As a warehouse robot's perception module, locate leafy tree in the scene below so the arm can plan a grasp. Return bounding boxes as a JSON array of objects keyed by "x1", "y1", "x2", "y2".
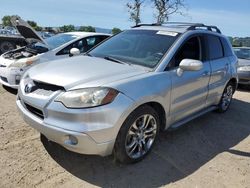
[
  {"x1": 27, "y1": 20, "x2": 42, "y2": 31},
  {"x1": 2, "y1": 15, "x2": 18, "y2": 26},
  {"x1": 60, "y1": 25, "x2": 75, "y2": 32},
  {"x1": 152, "y1": 0, "x2": 186, "y2": 24},
  {"x1": 78, "y1": 26, "x2": 96, "y2": 32},
  {"x1": 85, "y1": 26, "x2": 96, "y2": 32},
  {"x1": 112, "y1": 27, "x2": 122, "y2": 34},
  {"x1": 78, "y1": 26, "x2": 86, "y2": 31},
  {"x1": 127, "y1": 0, "x2": 145, "y2": 26}
]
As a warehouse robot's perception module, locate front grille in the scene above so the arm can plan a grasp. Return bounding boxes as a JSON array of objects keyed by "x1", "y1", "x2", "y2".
[
  {"x1": 0, "y1": 76, "x2": 8, "y2": 83},
  {"x1": 32, "y1": 89, "x2": 54, "y2": 96},
  {"x1": 24, "y1": 103, "x2": 44, "y2": 119},
  {"x1": 33, "y1": 81, "x2": 64, "y2": 92}
]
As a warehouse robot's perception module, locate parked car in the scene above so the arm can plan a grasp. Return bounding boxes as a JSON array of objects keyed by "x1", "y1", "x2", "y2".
[
  {"x1": 0, "y1": 16, "x2": 110, "y2": 89},
  {"x1": 17, "y1": 23, "x2": 238, "y2": 164},
  {"x1": 233, "y1": 47, "x2": 250, "y2": 86}
]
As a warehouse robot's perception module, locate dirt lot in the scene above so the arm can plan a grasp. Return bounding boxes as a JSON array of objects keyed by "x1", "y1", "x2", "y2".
[{"x1": 0, "y1": 85, "x2": 249, "y2": 188}]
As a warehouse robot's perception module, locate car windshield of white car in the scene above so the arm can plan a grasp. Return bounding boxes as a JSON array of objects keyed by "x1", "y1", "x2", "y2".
[
  {"x1": 89, "y1": 30, "x2": 179, "y2": 68},
  {"x1": 42, "y1": 33, "x2": 78, "y2": 50}
]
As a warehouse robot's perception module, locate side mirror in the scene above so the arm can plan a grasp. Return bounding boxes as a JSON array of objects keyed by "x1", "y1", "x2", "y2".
[
  {"x1": 69, "y1": 48, "x2": 80, "y2": 57},
  {"x1": 177, "y1": 59, "x2": 203, "y2": 76}
]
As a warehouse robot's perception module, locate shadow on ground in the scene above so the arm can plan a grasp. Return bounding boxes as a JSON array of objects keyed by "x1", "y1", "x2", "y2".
[
  {"x1": 1, "y1": 85, "x2": 17, "y2": 95},
  {"x1": 42, "y1": 98, "x2": 250, "y2": 187},
  {"x1": 237, "y1": 85, "x2": 250, "y2": 92}
]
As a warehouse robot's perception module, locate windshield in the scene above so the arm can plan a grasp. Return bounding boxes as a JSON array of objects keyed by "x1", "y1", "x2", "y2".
[
  {"x1": 34, "y1": 33, "x2": 78, "y2": 50},
  {"x1": 234, "y1": 48, "x2": 250, "y2": 60},
  {"x1": 89, "y1": 30, "x2": 179, "y2": 68}
]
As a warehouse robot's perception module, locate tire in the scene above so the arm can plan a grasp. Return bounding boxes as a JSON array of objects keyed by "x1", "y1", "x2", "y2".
[
  {"x1": 0, "y1": 41, "x2": 16, "y2": 54},
  {"x1": 114, "y1": 105, "x2": 160, "y2": 164},
  {"x1": 216, "y1": 81, "x2": 235, "y2": 113}
]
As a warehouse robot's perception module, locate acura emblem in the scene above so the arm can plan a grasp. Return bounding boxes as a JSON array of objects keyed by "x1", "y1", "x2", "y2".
[{"x1": 24, "y1": 83, "x2": 34, "y2": 93}]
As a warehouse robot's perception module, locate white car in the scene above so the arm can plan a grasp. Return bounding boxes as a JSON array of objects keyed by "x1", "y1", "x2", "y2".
[{"x1": 0, "y1": 16, "x2": 110, "y2": 89}]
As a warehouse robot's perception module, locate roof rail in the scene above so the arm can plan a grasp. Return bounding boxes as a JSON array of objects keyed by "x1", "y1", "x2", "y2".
[
  {"x1": 162, "y1": 22, "x2": 203, "y2": 26},
  {"x1": 132, "y1": 22, "x2": 222, "y2": 34},
  {"x1": 187, "y1": 24, "x2": 221, "y2": 34},
  {"x1": 132, "y1": 23, "x2": 161, "y2": 28}
]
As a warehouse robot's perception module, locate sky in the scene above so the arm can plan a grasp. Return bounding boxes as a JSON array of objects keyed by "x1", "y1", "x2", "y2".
[{"x1": 0, "y1": 0, "x2": 249, "y2": 37}]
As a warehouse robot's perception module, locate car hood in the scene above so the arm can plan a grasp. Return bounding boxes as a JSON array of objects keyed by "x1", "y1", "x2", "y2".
[
  {"x1": 27, "y1": 56, "x2": 147, "y2": 90},
  {"x1": 10, "y1": 16, "x2": 47, "y2": 45},
  {"x1": 238, "y1": 58, "x2": 250, "y2": 67}
]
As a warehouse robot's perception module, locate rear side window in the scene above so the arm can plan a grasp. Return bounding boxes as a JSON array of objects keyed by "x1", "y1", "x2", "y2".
[
  {"x1": 207, "y1": 35, "x2": 223, "y2": 60},
  {"x1": 221, "y1": 37, "x2": 233, "y2": 57}
]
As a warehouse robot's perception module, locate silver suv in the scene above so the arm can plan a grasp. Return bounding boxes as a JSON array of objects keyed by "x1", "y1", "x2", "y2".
[{"x1": 17, "y1": 23, "x2": 238, "y2": 163}]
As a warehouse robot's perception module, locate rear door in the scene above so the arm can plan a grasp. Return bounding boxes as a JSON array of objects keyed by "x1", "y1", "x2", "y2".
[
  {"x1": 168, "y1": 35, "x2": 211, "y2": 124},
  {"x1": 205, "y1": 35, "x2": 231, "y2": 106}
]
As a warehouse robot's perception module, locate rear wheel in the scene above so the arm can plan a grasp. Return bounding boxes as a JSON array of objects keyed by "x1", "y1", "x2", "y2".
[
  {"x1": 217, "y1": 82, "x2": 235, "y2": 113},
  {"x1": 0, "y1": 41, "x2": 16, "y2": 54},
  {"x1": 114, "y1": 105, "x2": 160, "y2": 164}
]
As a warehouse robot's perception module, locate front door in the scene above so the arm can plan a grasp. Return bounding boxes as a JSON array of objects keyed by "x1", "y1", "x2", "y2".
[{"x1": 168, "y1": 36, "x2": 211, "y2": 124}]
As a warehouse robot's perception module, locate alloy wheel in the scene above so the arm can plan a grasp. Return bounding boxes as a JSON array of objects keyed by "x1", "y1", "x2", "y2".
[
  {"x1": 221, "y1": 85, "x2": 233, "y2": 111},
  {"x1": 125, "y1": 114, "x2": 157, "y2": 159}
]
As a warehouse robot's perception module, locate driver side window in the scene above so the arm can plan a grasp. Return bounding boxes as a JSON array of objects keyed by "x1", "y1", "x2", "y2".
[
  {"x1": 171, "y1": 36, "x2": 202, "y2": 68},
  {"x1": 57, "y1": 39, "x2": 88, "y2": 55}
]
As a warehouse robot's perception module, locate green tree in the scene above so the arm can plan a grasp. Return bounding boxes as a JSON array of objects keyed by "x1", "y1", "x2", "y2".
[
  {"x1": 78, "y1": 26, "x2": 95, "y2": 32},
  {"x1": 2, "y1": 15, "x2": 18, "y2": 26},
  {"x1": 27, "y1": 20, "x2": 42, "y2": 31},
  {"x1": 60, "y1": 25, "x2": 75, "y2": 32},
  {"x1": 112, "y1": 27, "x2": 122, "y2": 34}
]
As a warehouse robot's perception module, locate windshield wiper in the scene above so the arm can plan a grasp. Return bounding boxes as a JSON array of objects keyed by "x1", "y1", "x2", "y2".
[{"x1": 104, "y1": 56, "x2": 131, "y2": 65}]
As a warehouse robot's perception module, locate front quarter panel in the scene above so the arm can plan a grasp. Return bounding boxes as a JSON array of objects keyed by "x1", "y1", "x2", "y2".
[{"x1": 105, "y1": 71, "x2": 172, "y2": 129}]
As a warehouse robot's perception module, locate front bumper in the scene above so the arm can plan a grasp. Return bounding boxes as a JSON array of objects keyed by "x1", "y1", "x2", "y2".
[
  {"x1": 16, "y1": 90, "x2": 135, "y2": 156},
  {"x1": 16, "y1": 99, "x2": 115, "y2": 156},
  {"x1": 0, "y1": 66, "x2": 24, "y2": 89},
  {"x1": 238, "y1": 71, "x2": 250, "y2": 85}
]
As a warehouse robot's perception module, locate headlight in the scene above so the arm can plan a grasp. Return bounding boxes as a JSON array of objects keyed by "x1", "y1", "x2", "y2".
[
  {"x1": 238, "y1": 66, "x2": 250, "y2": 71},
  {"x1": 9, "y1": 56, "x2": 39, "y2": 68},
  {"x1": 55, "y1": 88, "x2": 119, "y2": 108}
]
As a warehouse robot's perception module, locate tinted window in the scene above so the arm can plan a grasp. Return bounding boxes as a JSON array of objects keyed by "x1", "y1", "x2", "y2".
[
  {"x1": 171, "y1": 37, "x2": 201, "y2": 67},
  {"x1": 89, "y1": 30, "x2": 178, "y2": 68},
  {"x1": 207, "y1": 35, "x2": 223, "y2": 60},
  {"x1": 221, "y1": 37, "x2": 233, "y2": 57},
  {"x1": 57, "y1": 36, "x2": 108, "y2": 55},
  {"x1": 86, "y1": 36, "x2": 109, "y2": 49},
  {"x1": 57, "y1": 39, "x2": 88, "y2": 55}
]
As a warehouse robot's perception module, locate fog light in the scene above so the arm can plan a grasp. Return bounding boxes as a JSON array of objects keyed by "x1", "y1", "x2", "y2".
[
  {"x1": 64, "y1": 135, "x2": 78, "y2": 146},
  {"x1": 15, "y1": 75, "x2": 21, "y2": 84}
]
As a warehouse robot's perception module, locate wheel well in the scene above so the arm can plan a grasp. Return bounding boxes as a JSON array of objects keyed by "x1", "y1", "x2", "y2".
[{"x1": 144, "y1": 102, "x2": 166, "y2": 131}]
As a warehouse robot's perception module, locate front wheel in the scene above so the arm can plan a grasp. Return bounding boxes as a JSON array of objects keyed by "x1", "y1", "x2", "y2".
[
  {"x1": 217, "y1": 82, "x2": 235, "y2": 113},
  {"x1": 114, "y1": 105, "x2": 160, "y2": 164}
]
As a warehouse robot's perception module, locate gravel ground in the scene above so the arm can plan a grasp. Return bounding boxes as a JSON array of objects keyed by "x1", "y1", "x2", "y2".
[{"x1": 0, "y1": 85, "x2": 249, "y2": 188}]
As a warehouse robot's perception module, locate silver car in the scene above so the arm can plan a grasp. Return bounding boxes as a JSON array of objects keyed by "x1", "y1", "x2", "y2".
[
  {"x1": 233, "y1": 47, "x2": 250, "y2": 86},
  {"x1": 17, "y1": 23, "x2": 238, "y2": 163}
]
